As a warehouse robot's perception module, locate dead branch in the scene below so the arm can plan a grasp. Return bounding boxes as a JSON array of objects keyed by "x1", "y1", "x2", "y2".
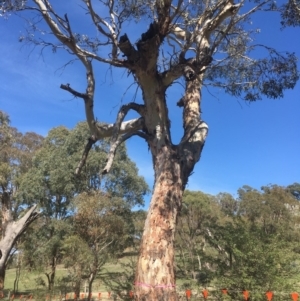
[
  {"x1": 160, "y1": 60, "x2": 187, "y2": 87},
  {"x1": 111, "y1": 102, "x2": 145, "y2": 142},
  {"x1": 95, "y1": 117, "x2": 144, "y2": 139},
  {"x1": 102, "y1": 103, "x2": 145, "y2": 174},
  {"x1": 60, "y1": 84, "x2": 87, "y2": 99},
  {"x1": 102, "y1": 131, "x2": 148, "y2": 175},
  {"x1": 85, "y1": 0, "x2": 119, "y2": 58},
  {"x1": 170, "y1": 0, "x2": 184, "y2": 21},
  {"x1": 33, "y1": 0, "x2": 125, "y2": 68},
  {"x1": 75, "y1": 136, "x2": 97, "y2": 175},
  {"x1": 73, "y1": 118, "x2": 144, "y2": 174}
]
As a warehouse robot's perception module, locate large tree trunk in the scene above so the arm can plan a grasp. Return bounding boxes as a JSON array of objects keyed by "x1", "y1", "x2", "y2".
[
  {"x1": 0, "y1": 200, "x2": 38, "y2": 292},
  {"x1": 134, "y1": 72, "x2": 207, "y2": 300},
  {"x1": 135, "y1": 149, "x2": 183, "y2": 301}
]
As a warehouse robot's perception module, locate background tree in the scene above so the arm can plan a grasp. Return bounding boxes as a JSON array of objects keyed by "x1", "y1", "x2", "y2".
[
  {"x1": 19, "y1": 122, "x2": 148, "y2": 292},
  {"x1": 214, "y1": 185, "x2": 300, "y2": 299},
  {"x1": 0, "y1": 110, "x2": 43, "y2": 292},
  {"x1": 286, "y1": 182, "x2": 300, "y2": 200},
  {"x1": 215, "y1": 193, "x2": 238, "y2": 217},
  {"x1": 174, "y1": 185, "x2": 300, "y2": 298},
  {"x1": 63, "y1": 191, "x2": 133, "y2": 301},
  {"x1": 98, "y1": 209, "x2": 148, "y2": 300},
  {"x1": 175, "y1": 190, "x2": 221, "y2": 284},
  {"x1": 1, "y1": 0, "x2": 299, "y2": 299}
]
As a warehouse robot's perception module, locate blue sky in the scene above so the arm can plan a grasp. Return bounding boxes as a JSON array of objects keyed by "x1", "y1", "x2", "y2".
[{"x1": 0, "y1": 2, "x2": 299, "y2": 205}]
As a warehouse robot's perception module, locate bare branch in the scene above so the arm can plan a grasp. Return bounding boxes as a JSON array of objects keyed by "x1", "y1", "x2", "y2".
[
  {"x1": 111, "y1": 102, "x2": 145, "y2": 142},
  {"x1": 74, "y1": 117, "x2": 145, "y2": 175},
  {"x1": 156, "y1": 0, "x2": 172, "y2": 36},
  {"x1": 75, "y1": 136, "x2": 97, "y2": 176},
  {"x1": 14, "y1": 205, "x2": 39, "y2": 239},
  {"x1": 60, "y1": 83, "x2": 87, "y2": 99},
  {"x1": 85, "y1": 0, "x2": 119, "y2": 58},
  {"x1": 210, "y1": 5, "x2": 242, "y2": 53},
  {"x1": 96, "y1": 117, "x2": 144, "y2": 139},
  {"x1": 85, "y1": 0, "x2": 112, "y2": 39},
  {"x1": 99, "y1": 239, "x2": 114, "y2": 252},
  {"x1": 160, "y1": 62, "x2": 184, "y2": 87},
  {"x1": 236, "y1": 0, "x2": 270, "y2": 23},
  {"x1": 102, "y1": 103, "x2": 145, "y2": 173},
  {"x1": 33, "y1": 0, "x2": 126, "y2": 68},
  {"x1": 170, "y1": 0, "x2": 184, "y2": 21},
  {"x1": 63, "y1": 13, "x2": 76, "y2": 42},
  {"x1": 102, "y1": 131, "x2": 147, "y2": 175},
  {"x1": 195, "y1": 0, "x2": 242, "y2": 53}
]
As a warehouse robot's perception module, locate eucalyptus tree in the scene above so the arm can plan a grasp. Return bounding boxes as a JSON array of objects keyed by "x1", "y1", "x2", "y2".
[
  {"x1": 20, "y1": 122, "x2": 148, "y2": 291},
  {"x1": 175, "y1": 190, "x2": 221, "y2": 283},
  {"x1": 1, "y1": 0, "x2": 300, "y2": 299},
  {"x1": 287, "y1": 182, "x2": 300, "y2": 200},
  {"x1": 215, "y1": 185, "x2": 300, "y2": 297},
  {"x1": 0, "y1": 110, "x2": 43, "y2": 291},
  {"x1": 63, "y1": 192, "x2": 133, "y2": 300}
]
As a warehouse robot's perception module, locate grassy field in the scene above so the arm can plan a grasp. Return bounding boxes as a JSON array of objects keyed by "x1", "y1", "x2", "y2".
[
  {"x1": 3, "y1": 257, "x2": 202, "y2": 301},
  {"x1": 4, "y1": 258, "x2": 130, "y2": 300},
  {"x1": 4, "y1": 248, "x2": 300, "y2": 301}
]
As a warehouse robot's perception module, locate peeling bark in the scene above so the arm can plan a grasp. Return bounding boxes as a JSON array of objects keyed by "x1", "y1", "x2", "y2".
[
  {"x1": 135, "y1": 147, "x2": 182, "y2": 301},
  {"x1": 134, "y1": 125, "x2": 207, "y2": 300},
  {"x1": 134, "y1": 71, "x2": 207, "y2": 300}
]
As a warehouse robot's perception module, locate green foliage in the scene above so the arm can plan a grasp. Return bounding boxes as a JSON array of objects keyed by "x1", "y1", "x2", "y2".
[
  {"x1": 60, "y1": 191, "x2": 138, "y2": 298},
  {"x1": 176, "y1": 190, "x2": 222, "y2": 284},
  {"x1": 0, "y1": 109, "x2": 43, "y2": 220},
  {"x1": 72, "y1": 191, "x2": 133, "y2": 257},
  {"x1": 17, "y1": 121, "x2": 148, "y2": 293},
  {"x1": 286, "y1": 182, "x2": 300, "y2": 200},
  {"x1": 21, "y1": 217, "x2": 71, "y2": 273},
  {"x1": 62, "y1": 234, "x2": 94, "y2": 283},
  {"x1": 206, "y1": 48, "x2": 299, "y2": 101},
  {"x1": 0, "y1": 111, "x2": 43, "y2": 199},
  {"x1": 215, "y1": 192, "x2": 238, "y2": 216},
  {"x1": 175, "y1": 184, "x2": 300, "y2": 296},
  {"x1": 20, "y1": 122, "x2": 148, "y2": 211},
  {"x1": 216, "y1": 218, "x2": 298, "y2": 295}
]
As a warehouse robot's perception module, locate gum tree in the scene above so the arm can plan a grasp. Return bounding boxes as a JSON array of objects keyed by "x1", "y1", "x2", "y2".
[
  {"x1": 19, "y1": 122, "x2": 148, "y2": 292},
  {"x1": 1, "y1": 0, "x2": 299, "y2": 300}
]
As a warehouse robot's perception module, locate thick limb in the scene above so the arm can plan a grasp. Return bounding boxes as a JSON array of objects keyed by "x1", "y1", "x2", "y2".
[{"x1": 102, "y1": 131, "x2": 147, "y2": 174}]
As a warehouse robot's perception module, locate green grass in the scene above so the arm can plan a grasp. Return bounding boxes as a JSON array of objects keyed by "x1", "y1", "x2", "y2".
[
  {"x1": 3, "y1": 257, "x2": 137, "y2": 300},
  {"x1": 3, "y1": 255, "x2": 220, "y2": 300}
]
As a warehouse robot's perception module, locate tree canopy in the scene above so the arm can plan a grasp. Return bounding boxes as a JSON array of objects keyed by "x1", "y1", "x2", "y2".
[
  {"x1": 18, "y1": 121, "x2": 148, "y2": 292},
  {"x1": 176, "y1": 185, "x2": 300, "y2": 299}
]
